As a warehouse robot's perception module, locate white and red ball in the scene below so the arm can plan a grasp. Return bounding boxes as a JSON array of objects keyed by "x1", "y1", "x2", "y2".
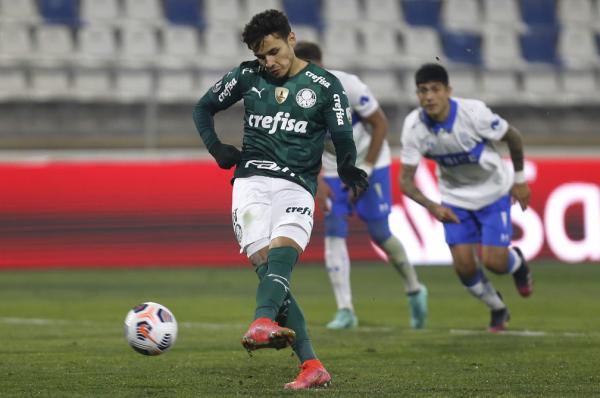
[{"x1": 124, "y1": 302, "x2": 178, "y2": 356}]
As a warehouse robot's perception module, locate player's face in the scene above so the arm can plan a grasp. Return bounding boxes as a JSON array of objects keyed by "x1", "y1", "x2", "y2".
[
  {"x1": 416, "y1": 81, "x2": 452, "y2": 121},
  {"x1": 253, "y1": 33, "x2": 297, "y2": 78}
]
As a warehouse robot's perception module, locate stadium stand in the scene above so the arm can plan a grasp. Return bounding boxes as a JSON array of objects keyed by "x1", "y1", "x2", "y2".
[{"x1": 0, "y1": 0, "x2": 599, "y2": 148}]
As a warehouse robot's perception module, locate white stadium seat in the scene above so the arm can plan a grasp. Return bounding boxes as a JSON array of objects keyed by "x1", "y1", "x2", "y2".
[
  {"x1": 482, "y1": 28, "x2": 526, "y2": 70},
  {"x1": 360, "y1": 25, "x2": 404, "y2": 68},
  {"x1": 161, "y1": 26, "x2": 200, "y2": 68},
  {"x1": 323, "y1": 25, "x2": 361, "y2": 69},
  {"x1": 442, "y1": 0, "x2": 482, "y2": 33},
  {"x1": 522, "y1": 70, "x2": 561, "y2": 104},
  {"x1": 198, "y1": 26, "x2": 247, "y2": 68},
  {"x1": 557, "y1": 0, "x2": 595, "y2": 27},
  {"x1": 115, "y1": 68, "x2": 154, "y2": 101},
  {"x1": 402, "y1": 27, "x2": 444, "y2": 68},
  {"x1": 480, "y1": 71, "x2": 521, "y2": 104},
  {"x1": 0, "y1": 23, "x2": 34, "y2": 65},
  {"x1": 157, "y1": 70, "x2": 198, "y2": 102},
  {"x1": 364, "y1": 0, "x2": 404, "y2": 25},
  {"x1": 447, "y1": 69, "x2": 480, "y2": 98},
  {"x1": 34, "y1": 25, "x2": 75, "y2": 66},
  {"x1": 562, "y1": 70, "x2": 599, "y2": 103},
  {"x1": 292, "y1": 25, "x2": 320, "y2": 43},
  {"x1": 0, "y1": 68, "x2": 28, "y2": 100},
  {"x1": 360, "y1": 70, "x2": 402, "y2": 104},
  {"x1": 72, "y1": 68, "x2": 113, "y2": 101},
  {"x1": 122, "y1": 0, "x2": 164, "y2": 26},
  {"x1": 80, "y1": 0, "x2": 120, "y2": 25},
  {"x1": 243, "y1": 0, "x2": 282, "y2": 22},
  {"x1": 76, "y1": 25, "x2": 118, "y2": 65},
  {"x1": 482, "y1": 0, "x2": 525, "y2": 32},
  {"x1": 30, "y1": 67, "x2": 70, "y2": 100},
  {"x1": 0, "y1": 0, "x2": 39, "y2": 24},
  {"x1": 324, "y1": 0, "x2": 361, "y2": 23},
  {"x1": 558, "y1": 27, "x2": 600, "y2": 69},
  {"x1": 120, "y1": 25, "x2": 159, "y2": 66},
  {"x1": 205, "y1": 0, "x2": 243, "y2": 26}
]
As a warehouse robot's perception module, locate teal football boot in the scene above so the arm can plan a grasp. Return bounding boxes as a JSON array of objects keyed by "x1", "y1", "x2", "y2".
[
  {"x1": 408, "y1": 285, "x2": 428, "y2": 329},
  {"x1": 326, "y1": 308, "x2": 358, "y2": 330}
]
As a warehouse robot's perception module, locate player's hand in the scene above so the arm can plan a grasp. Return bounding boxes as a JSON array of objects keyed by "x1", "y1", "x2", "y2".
[
  {"x1": 511, "y1": 182, "x2": 531, "y2": 210},
  {"x1": 337, "y1": 154, "x2": 369, "y2": 197},
  {"x1": 209, "y1": 142, "x2": 241, "y2": 169},
  {"x1": 428, "y1": 203, "x2": 460, "y2": 223},
  {"x1": 316, "y1": 177, "x2": 334, "y2": 213}
]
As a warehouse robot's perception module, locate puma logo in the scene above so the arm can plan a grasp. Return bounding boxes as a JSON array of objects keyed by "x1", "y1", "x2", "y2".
[{"x1": 251, "y1": 87, "x2": 265, "y2": 98}]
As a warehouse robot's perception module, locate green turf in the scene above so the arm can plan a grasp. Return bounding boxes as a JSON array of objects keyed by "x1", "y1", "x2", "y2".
[{"x1": 2, "y1": 262, "x2": 600, "y2": 397}]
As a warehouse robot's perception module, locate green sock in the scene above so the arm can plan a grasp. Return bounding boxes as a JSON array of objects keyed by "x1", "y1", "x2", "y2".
[
  {"x1": 255, "y1": 263, "x2": 317, "y2": 363},
  {"x1": 254, "y1": 247, "x2": 298, "y2": 320}
]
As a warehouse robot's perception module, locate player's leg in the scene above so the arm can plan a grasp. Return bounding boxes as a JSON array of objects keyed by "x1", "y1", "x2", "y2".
[
  {"x1": 444, "y1": 203, "x2": 509, "y2": 331},
  {"x1": 477, "y1": 194, "x2": 533, "y2": 297},
  {"x1": 356, "y1": 166, "x2": 427, "y2": 328},
  {"x1": 322, "y1": 175, "x2": 357, "y2": 329}
]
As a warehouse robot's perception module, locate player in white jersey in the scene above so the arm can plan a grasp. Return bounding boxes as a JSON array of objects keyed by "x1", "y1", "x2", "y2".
[
  {"x1": 399, "y1": 63, "x2": 533, "y2": 332},
  {"x1": 295, "y1": 41, "x2": 428, "y2": 330}
]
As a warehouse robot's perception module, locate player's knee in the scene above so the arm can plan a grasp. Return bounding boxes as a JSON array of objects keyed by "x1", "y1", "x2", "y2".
[
  {"x1": 366, "y1": 217, "x2": 392, "y2": 245},
  {"x1": 271, "y1": 223, "x2": 309, "y2": 253},
  {"x1": 324, "y1": 212, "x2": 348, "y2": 238},
  {"x1": 481, "y1": 255, "x2": 506, "y2": 273},
  {"x1": 246, "y1": 240, "x2": 269, "y2": 266}
]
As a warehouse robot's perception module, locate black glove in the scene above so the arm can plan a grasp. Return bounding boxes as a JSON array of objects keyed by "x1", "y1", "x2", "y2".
[
  {"x1": 209, "y1": 142, "x2": 241, "y2": 169},
  {"x1": 337, "y1": 153, "x2": 369, "y2": 197}
]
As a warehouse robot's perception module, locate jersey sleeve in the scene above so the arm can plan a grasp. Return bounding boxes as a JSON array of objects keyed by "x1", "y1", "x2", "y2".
[
  {"x1": 192, "y1": 66, "x2": 246, "y2": 151},
  {"x1": 325, "y1": 76, "x2": 357, "y2": 166},
  {"x1": 346, "y1": 75, "x2": 379, "y2": 118},
  {"x1": 400, "y1": 112, "x2": 423, "y2": 166},
  {"x1": 468, "y1": 100, "x2": 509, "y2": 141}
]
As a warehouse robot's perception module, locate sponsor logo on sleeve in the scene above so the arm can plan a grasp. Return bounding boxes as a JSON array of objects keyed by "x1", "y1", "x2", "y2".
[
  {"x1": 295, "y1": 88, "x2": 317, "y2": 108},
  {"x1": 305, "y1": 71, "x2": 331, "y2": 88},
  {"x1": 217, "y1": 78, "x2": 237, "y2": 102},
  {"x1": 211, "y1": 80, "x2": 222, "y2": 93},
  {"x1": 332, "y1": 94, "x2": 345, "y2": 126}
]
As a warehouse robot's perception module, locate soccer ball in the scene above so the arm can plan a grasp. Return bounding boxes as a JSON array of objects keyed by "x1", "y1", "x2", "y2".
[{"x1": 124, "y1": 302, "x2": 178, "y2": 356}]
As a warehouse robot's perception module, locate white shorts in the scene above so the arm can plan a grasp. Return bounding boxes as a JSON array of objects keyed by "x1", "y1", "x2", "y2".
[{"x1": 231, "y1": 176, "x2": 314, "y2": 257}]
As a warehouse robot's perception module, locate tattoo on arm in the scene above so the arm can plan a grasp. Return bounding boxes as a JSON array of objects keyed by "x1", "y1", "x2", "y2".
[{"x1": 501, "y1": 125, "x2": 525, "y2": 171}]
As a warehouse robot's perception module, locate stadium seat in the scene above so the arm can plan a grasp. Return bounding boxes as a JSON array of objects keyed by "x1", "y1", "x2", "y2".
[
  {"x1": 558, "y1": 27, "x2": 600, "y2": 69},
  {"x1": 520, "y1": 28, "x2": 559, "y2": 65},
  {"x1": 122, "y1": 0, "x2": 164, "y2": 26},
  {"x1": 199, "y1": 70, "x2": 229, "y2": 93},
  {"x1": 441, "y1": 31, "x2": 482, "y2": 65},
  {"x1": 80, "y1": 0, "x2": 120, "y2": 25},
  {"x1": 441, "y1": 0, "x2": 482, "y2": 33},
  {"x1": 480, "y1": 71, "x2": 521, "y2": 104},
  {"x1": 561, "y1": 70, "x2": 599, "y2": 103},
  {"x1": 522, "y1": 69, "x2": 561, "y2": 103},
  {"x1": 360, "y1": 70, "x2": 402, "y2": 104},
  {"x1": 402, "y1": 26, "x2": 444, "y2": 67},
  {"x1": 38, "y1": 0, "x2": 79, "y2": 26},
  {"x1": 120, "y1": 25, "x2": 160, "y2": 66},
  {"x1": 520, "y1": 0, "x2": 557, "y2": 28},
  {"x1": 164, "y1": 0, "x2": 206, "y2": 28},
  {"x1": 161, "y1": 26, "x2": 201, "y2": 68},
  {"x1": 283, "y1": 0, "x2": 323, "y2": 30},
  {"x1": 199, "y1": 26, "x2": 247, "y2": 68},
  {"x1": 324, "y1": 0, "x2": 360, "y2": 23},
  {"x1": 157, "y1": 69, "x2": 198, "y2": 102},
  {"x1": 72, "y1": 68, "x2": 113, "y2": 101},
  {"x1": 481, "y1": 0, "x2": 525, "y2": 31},
  {"x1": 402, "y1": 0, "x2": 441, "y2": 28},
  {"x1": 30, "y1": 67, "x2": 70, "y2": 100},
  {"x1": 323, "y1": 25, "x2": 360, "y2": 69},
  {"x1": 0, "y1": 0, "x2": 40, "y2": 24},
  {"x1": 76, "y1": 25, "x2": 118, "y2": 66},
  {"x1": 360, "y1": 24, "x2": 404, "y2": 68},
  {"x1": 557, "y1": 0, "x2": 595, "y2": 27},
  {"x1": 34, "y1": 25, "x2": 75, "y2": 66},
  {"x1": 447, "y1": 68, "x2": 480, "y2": 98},
  {"x1": 244, "y1": 0, "x2": 283, "y2": 22},
  {"x1": 482, "y1": 28, "x2": 526, "y2": 70},
  {"x1": 291, "y1": 25, "x2": 320, "y2": 43},
  {"x1": 0, "y1": 68, "x2": 28, "y2": 100},
  {"x1": 115, "y1": 68, "x2": 154, "y2": 101},
  {"x1": 364, "y1": 0, "x2": 404, "y2": 25},
  {"x1": 205, "y1": 0, "x2": 243, "y2": 27},
  {"x1": 0, "y1": 23, "x2": 34, "y2": 65}
]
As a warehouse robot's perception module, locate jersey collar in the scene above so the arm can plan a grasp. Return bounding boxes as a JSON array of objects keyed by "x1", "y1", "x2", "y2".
[{"x1": 420, "y1": 98, "x2": 458, "y2": 134}]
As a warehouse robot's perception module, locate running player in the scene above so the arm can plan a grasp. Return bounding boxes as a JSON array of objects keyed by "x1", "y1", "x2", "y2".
[
  {"x1": 294, "y1": 41, "x2": 428, "y2": 330},
  {"x1": 399, "y1": 63, "x2": 533, "y2": 332},
  {"x1": 192, "y1": 10, "x2": 368, "y2": 390}
]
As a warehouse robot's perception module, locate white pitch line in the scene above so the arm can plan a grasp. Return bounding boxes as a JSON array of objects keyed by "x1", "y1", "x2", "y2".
[{"x1": 450, "y1": 329, "x2": 588, "y2": 337}]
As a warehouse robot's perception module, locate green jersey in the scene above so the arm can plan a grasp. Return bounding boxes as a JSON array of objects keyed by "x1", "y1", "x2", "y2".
[{"x1": 193, "y1": 60, "x2": 355, "y2": 196}]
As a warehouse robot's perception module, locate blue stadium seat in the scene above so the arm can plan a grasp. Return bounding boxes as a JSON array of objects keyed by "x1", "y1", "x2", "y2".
[
  {"x1": 442, "y1": 31, "x2": 482, "y2": 65},
  {"x1": 402, "y1": 0, "x2": 441, "y2": 28},
  {"x1": 520, "y1": 28, "x2": 559, "y2": 64},
  {"x1": 520, "y1": 0, "x2": 557, "y2": 27},
  {"x1": 283, "y1": 0, "x2": 323, "y2": 30},
  {"x1": 164, "y1": 0, "x2": 206, "y2": 29},
  {"x1": 38, "y1": 0, "x2": 79, "y2": 26}
]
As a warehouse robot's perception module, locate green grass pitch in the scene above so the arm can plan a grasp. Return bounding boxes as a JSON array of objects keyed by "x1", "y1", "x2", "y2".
[{"x1": 2, "y1": 261, "x2": 600, "y2": 397}]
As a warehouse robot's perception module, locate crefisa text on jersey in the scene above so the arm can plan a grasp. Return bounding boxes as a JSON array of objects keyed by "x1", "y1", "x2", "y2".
[{"x1": 248, "y1": 112, "x2": 308, "y2": 134}]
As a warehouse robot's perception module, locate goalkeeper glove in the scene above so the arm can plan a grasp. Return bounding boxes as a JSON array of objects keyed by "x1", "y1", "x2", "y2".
[
  {"x1": 209, "y1": 142, "x2": 241, "y2": 169},
  {"x1": 337, "y1": 153, "x2": 369, "y2": 196}
]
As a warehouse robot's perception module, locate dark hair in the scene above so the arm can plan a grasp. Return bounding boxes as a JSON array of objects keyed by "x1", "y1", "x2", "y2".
[
  {"x1": 294, "y1": 41, "x2": 322, "y2": 63},
  {"x1": 415, "y1": 63, "x2": 449, "y2": 86},
  {"x1": 242, "y1": 9, "x2": 291, "y2": 51}
]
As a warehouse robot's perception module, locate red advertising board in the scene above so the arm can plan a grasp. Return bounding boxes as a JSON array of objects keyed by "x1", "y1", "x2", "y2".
[{"x1": 0, "y1": 157, "x2": 598, "y2": 268}]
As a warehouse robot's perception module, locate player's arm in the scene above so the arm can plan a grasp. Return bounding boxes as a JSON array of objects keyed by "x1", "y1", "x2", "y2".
[
  {"x1": 399, "y1": 164, "x2": 459, "y2": 223},
  {"x1": 192, "y1": 68, "x2": 244, "y2": 169},
  {"x1": 326, "y1": 80, "x2": 368, "y2": 196},
  {"x1": 501, "y1": 125, "x2": 531, "y2": 210},
  {"x1": 360, "y1": 108, "x2": 388, "y2": 176}
]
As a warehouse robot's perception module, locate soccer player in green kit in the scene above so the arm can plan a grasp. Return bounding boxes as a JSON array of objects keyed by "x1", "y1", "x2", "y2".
[{"x1": 192, "y1": 10, "x2": 368, "y2": 390}]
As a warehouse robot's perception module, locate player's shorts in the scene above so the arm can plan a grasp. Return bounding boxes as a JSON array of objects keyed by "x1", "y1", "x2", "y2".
[
  {"x1": 231, "y1": 175, "x2": 314, "y2": 257},
  {"x1": 323, "y1": 166, "x2": 392, "y2": 221},
  {"x1": 443, "y1": 194, "x2": 513, "y2": 247}
]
